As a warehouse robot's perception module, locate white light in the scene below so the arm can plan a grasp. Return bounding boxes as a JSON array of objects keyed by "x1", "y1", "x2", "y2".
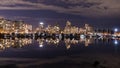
[
  {"x1": 40, "y1": 22, "x2": 44, "y2": 25},
  {"x1": 114, "y1": 40, "x2": 118, "y2": 45},
  {"x1": 39, "y1": 44, "x2": 43, "y2": 47},
  {"x1": 114, "y1": 28, "x2": 118, "y2": 32},
  {"x1": 80, "y1": 35, "x2": 85, "y2": 39}
]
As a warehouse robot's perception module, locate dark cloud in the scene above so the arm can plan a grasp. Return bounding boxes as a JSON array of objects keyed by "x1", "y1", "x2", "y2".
[{"x1": 0, "y1": 0, "x2": 119, "y2": 18}]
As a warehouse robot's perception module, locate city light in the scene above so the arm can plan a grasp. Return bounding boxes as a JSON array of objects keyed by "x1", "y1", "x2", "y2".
[
  {"x1": 114, "y1": 28, "x2": 118, "y2": 32},
  {"x1": 114, "y1": 40, "x2": 118, "y2": 45},
  {"x1": 40, "y1": 22, "x2": 44, "y2": 25},
  {"x1": 80, "y1": 35, "x2": 85, "y2": 39},
  {"x1": 39, "y1": 44, "x2": 43, "y2": 47},
  {"x1": 0, "y1": 18, "x2": 120, "y2": 42}
]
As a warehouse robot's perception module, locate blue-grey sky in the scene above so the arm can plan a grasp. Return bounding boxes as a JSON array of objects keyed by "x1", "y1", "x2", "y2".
[{"x1": 0, "y1": 0, "x2": 120, "y2": 28}]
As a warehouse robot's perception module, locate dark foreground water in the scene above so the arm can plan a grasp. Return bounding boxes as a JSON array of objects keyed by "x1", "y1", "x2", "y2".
[{"x1": 0, "y1": 38, "x2": 120, "y2": 68}]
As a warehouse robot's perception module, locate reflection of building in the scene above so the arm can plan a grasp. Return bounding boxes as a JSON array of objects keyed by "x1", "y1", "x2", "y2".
[
  {"x1": 64, "y1": 38, "x2": 71, "y2": 49},
  {"x1": 45, "y1": 38, "x2": 60, "y2": 45},
  {"x1": 85, "y1": 38, "x2": 93, "y2": 47},
  {"x1": 37, "y1": 38, "x2": 60, "y2": 47},
  {"x1": 0, "y1": 37, "x2": 100, "y2": 51},
  {"x1": 79, "y1": 38, "x2": 94, "y2": 47},
  {"x1": 37, "y1": 38, "x2": 44, "y2": 47},
  {"x1": 64, "y1": 38, "x2": 79, "y2": 49},
  {"x1": 0, "y1": 38, "x2": 32, "y2": 50}
]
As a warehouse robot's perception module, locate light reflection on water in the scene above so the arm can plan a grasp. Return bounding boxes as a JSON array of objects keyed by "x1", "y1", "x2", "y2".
[
  {"x1": 0, "y1": 37, "x2": 119, "y2": 58},
  {"x1": 0, "y1": 38, "x2": 119, "y2": 49}
]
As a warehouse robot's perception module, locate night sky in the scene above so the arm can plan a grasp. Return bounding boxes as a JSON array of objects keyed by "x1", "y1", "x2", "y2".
[{"x1": 0, "y1": 0, "x2": 120, "y2": 29}]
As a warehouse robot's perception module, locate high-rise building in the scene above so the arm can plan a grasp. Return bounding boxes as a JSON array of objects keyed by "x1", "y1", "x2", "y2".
[{"x1": 64, "y1": 21, "x2": 72, "y2": 34}]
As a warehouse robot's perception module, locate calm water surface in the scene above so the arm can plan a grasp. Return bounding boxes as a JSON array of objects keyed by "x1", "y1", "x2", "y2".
[
  {"x1": 0, "y1": 38, "x2": 119, "y2": 58},
  {"x1": 0, "y1": 38, "x2": 120, "y2": 68}
]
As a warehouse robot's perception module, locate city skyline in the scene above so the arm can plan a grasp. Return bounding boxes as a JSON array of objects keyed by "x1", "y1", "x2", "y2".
[
  {"x1": 0, "y1": 1, "x2": 120, "y2": 68},
  {"x1": 0, "y1": 17, "x2": 119, "y2": 30},
  {"x1": 0, "y1": 18, "x2": 119, "y2": 34}
]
